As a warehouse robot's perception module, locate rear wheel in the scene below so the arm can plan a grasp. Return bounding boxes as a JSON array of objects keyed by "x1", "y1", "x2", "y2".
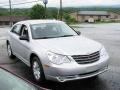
[
  {"x1": 7, "y1": 43, "x2": 15, "y2": 59},
  {"x1": 31, "y1": 56, "x2": 45, "y2": 82}
]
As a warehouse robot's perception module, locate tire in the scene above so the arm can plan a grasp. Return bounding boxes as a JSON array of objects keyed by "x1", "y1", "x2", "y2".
[
  {"x1": 7, "y1": 43, "x2": 15, "y2": 59},
  {"x1": 31, "y1": 56, "x2": 45, "y2": 82}
]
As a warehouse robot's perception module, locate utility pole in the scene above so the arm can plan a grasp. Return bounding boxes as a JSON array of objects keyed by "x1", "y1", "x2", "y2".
[
  {"x1": 60, "y1": 0, "x2": 63, "y2": 21},
  {"x1": 44, "y1": 3, "x2": 47, "y2": 19},
  {"x1": 9, "y1": 0, "x2": 12, "y2": 26},
  {"x1": 43, "y1": 0, "x2": 48, "y2": 19},
  {"x1": 57, "y1": 8, "x2": 60, "y2": 20}
]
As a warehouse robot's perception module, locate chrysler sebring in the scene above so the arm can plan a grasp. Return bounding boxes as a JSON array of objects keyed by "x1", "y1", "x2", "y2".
[{"x1": 6, "y1": 20, "x2": 109, "y2": 82}]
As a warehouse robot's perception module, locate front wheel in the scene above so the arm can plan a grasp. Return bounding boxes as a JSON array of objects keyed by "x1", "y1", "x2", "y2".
[
  {"x1": 7, "y1": 43, "x2": 15, "y2": 59},
  {"x1": 31, "y1": 56, "x2": 45, "y2": 82}
]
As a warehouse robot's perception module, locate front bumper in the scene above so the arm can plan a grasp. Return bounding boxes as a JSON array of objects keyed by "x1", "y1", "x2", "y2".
[
  {"x1": 45, "y1": 55, "x2": 109, "y2": 82},
  {"x1": 47, "y1": 66, "x2": 108, "y2": 82}
]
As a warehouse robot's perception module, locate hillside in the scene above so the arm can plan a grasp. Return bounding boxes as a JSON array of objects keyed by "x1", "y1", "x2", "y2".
[{"x1": 0, "y1": 6, "x2": 120, "y2": 17}]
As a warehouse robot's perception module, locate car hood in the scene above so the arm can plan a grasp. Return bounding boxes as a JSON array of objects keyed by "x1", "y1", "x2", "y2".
[{"x1": 33, "y1": 36, "x2": 102, "y2": 55}]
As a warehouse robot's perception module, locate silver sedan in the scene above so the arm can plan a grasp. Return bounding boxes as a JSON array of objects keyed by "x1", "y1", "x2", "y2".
[{"x1": 7, "y1": 20, "x2": 109, "y2": 82}]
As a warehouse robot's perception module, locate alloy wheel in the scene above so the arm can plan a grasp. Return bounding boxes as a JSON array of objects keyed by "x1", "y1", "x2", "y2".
[
  {"x1": 32, "y1": 61, "x2": 41, "y2": 80},
  {"x1": 7, "y1": 44, "x2": 12, "y2": 57}
]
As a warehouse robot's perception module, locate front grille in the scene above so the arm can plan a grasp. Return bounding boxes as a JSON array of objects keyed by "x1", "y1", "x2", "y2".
[{"x1": 72, "y1": 51, "x2": 100, "y2": 64}]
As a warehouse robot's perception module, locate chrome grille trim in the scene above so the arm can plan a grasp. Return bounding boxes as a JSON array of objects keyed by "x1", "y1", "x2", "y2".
[{"x1": 72, "y1": 51, "x2": 100, "y2": 64}]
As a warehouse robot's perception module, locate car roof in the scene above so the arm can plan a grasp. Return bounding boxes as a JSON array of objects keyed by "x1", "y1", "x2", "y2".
[{"x1": 16, "y1": 19, "x2": 64, "y2": 25}]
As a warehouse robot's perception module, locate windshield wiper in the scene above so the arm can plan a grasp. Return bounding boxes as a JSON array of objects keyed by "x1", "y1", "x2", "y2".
[
  {"x1": 34, "y1": 37, "x2": 55, "y2": 39},
  {"x1": 58, "y1": 35, "x2": 75, "y2": 37},
  {"x1": 34, "y1": 35, "x2": 76, "y2": 39}
]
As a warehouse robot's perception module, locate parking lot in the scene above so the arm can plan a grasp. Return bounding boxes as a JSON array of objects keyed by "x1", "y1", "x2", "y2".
[{"x1": 0, "y1": 23, "x2": 120, "y2": 90}]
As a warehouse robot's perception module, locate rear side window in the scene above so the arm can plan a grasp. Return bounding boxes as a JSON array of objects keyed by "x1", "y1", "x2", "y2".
[{"x1": 11, "y1": 24, "x2": 21, "y2": 35}]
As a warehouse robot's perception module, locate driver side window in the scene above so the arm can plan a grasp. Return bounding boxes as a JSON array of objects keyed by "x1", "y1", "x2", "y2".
[{"x1": 21, "y1": 25, "x2": 29, "y2": 38}]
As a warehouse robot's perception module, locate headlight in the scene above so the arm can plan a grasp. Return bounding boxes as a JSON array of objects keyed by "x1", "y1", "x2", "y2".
[
  {"x1": 47, "y1": 52, "x2": 71, "y2": 65},
  {"x1": 100, "y1": 46, "x2": 108, "y2": 57}
]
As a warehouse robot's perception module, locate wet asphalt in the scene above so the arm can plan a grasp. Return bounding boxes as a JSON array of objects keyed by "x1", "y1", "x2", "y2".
[{"x1": 0, "y1": 23, "x2": 120, "y2": 90}]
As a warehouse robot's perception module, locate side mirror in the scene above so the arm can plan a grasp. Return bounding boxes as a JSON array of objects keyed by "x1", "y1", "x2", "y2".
[
  {"x1": 19, "y1": 35, "x2": 29, "y2": 41},
  {"x1": 76, "y1": 31, "x2": 81, "y2": 35}
]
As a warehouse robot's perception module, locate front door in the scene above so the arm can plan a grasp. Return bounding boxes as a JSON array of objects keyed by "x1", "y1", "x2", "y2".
[{"x1": 16, "y1": 25, "x2": 31, "y2": 65}]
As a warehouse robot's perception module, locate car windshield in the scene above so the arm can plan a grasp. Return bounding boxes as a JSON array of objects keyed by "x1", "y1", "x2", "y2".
[
  {"x1": 31, "y1": 22, "x2": 78, "y2": 39},
  {"x1": 0, "y1": 68, "x2": 39, "y2": 90}
]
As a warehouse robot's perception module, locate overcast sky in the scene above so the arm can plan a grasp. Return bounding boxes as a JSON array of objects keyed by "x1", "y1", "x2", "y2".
[{"x1": 0, "y1": 0, "x2": 120, "y2": 8}]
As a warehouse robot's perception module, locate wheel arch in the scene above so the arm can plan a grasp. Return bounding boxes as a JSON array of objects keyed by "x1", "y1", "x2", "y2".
[
  {"x1": 30, "y1": 53, "x2": 46, "y2": 80},
  {"x1": 30, "y1": 53, "x2": 38, "y2": 67}
]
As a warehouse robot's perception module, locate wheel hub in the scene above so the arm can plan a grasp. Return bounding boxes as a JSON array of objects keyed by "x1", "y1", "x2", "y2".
[
  {"x1": 33, "y1": 61, "x2": 41, "y2": 80},
  {"x1": 7, "y1": 45, "x2": 12, "y2": 56}
]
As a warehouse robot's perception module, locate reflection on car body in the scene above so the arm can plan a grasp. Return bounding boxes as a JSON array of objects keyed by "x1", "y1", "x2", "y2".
[{"x1": 0, "y1": 67, "x2": 47, "y2": 90}]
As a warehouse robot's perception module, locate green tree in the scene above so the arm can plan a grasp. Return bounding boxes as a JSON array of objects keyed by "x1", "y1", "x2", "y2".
[
  {"x1": 30, "y1": 4, "x2": 45, "y2": 19},
  {"x1": 51, "y1": 9, "x2": 58, "y2": 19},
  {"x1": 64, "y1": 13, "x2": 76, "y2": 24}
]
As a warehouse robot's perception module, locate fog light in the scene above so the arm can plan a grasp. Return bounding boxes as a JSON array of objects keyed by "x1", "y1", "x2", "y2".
[{"x1": 57, "y1": 77, "x2": 65, "y2": 82}]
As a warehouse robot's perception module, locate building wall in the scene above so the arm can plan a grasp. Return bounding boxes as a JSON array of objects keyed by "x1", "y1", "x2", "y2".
[
  {"x1": 70, "y1": 12, "x2": 120, "y2": 22},
  {"x1": 84, "y1": 15, "x2": 99, "y2": 21},
  {"x1": 0, "y1": 21, "x2": 10, "y2": 25},
  {"x1": 109, "y1": 12, "x2": 120, "y2": 20},
  {"x1": 101, "y1": 16, "x2": 108, "y2": 21},
  {"x1": 77, "y1": 15, "x2": 84, "y2": 22},
  {"x1": 75, "y1": 15, "x2": 108, "y2": 22}
]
